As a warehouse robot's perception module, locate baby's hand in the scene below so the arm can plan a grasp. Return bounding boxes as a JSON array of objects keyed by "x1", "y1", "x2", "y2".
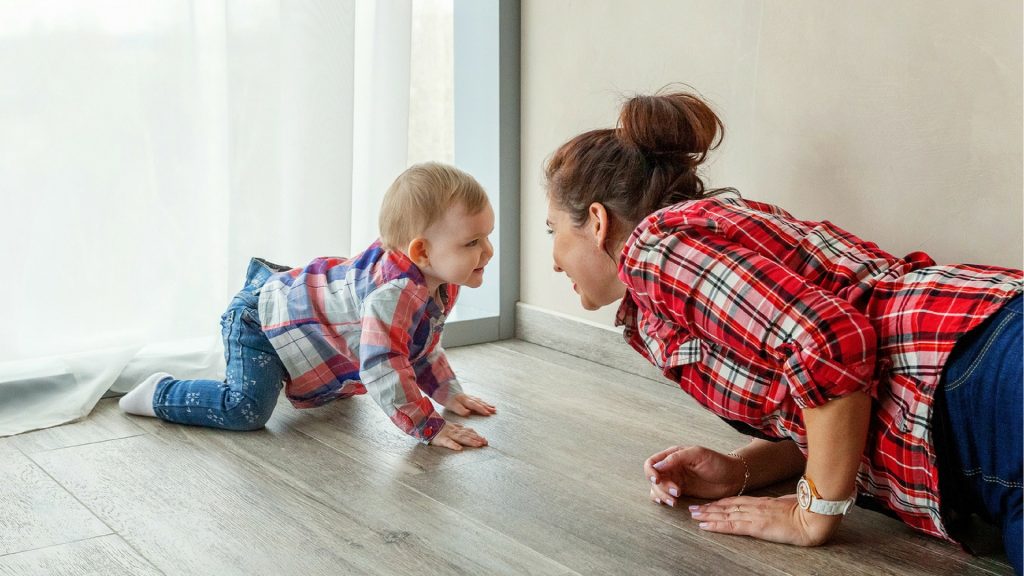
[
  {"x1": 443, "y1": 393, "x2": 497, "y2": 417},
  {"x1": 429, "y1": 422, "x2": 488, "y2": 451}
]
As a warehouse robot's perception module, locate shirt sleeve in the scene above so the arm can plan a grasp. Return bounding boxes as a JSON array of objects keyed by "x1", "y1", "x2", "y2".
[
  {"x1": 621, "y1": 216, "x2": 878, "y2": 409},
  {"x1": 358, "y1": 279, "x2": 446, "y2": 443},
  {"x1": 413, "y1": 346, "x2": 464, "y2": 405}
]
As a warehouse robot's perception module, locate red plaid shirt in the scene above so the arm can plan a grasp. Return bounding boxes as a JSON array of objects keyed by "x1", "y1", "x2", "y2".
[{"x1": 616, "y1": 197, "x2": 1022, "y2": 540}]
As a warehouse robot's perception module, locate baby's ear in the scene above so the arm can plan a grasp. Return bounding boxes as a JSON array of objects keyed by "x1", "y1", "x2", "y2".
[{"x1": 407, "y1": 237, "x2": 429, "y2": 265}]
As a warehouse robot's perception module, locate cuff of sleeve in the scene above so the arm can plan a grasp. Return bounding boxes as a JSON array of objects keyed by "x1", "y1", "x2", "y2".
[
  {"x1": 416, "y1": 415, "x2": 446, "y2": 444},
  {"x1": 389, "y1": 400, "x2": 446, "y2": 444},
  {"x1": 785, "y1": 347, "x2": 876, "y2": 409}
]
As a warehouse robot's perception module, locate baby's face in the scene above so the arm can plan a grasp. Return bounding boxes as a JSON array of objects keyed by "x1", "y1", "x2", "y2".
[{"x1": 419, "y1": 202, "x2": 495, "y2": 292}]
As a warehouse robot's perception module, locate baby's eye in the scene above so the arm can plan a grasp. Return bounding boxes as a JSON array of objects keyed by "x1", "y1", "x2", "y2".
[
  {"x1": 465, "y1": 239, "x2": 479, "y2": 247},
  {"x1": 545, "y1": 228, "x2": 553, "y2": 236}
]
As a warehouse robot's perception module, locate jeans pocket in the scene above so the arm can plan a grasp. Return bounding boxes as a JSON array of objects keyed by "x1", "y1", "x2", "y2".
[
  {"x1": 240, "y1": 306, "x2": 261, "y2": 328},
  {"x1": 945, "y1": 310, "x2": 1016, "y2": 391}
]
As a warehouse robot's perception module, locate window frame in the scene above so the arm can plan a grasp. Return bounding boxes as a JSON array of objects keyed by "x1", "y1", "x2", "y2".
[{"x1": 444, "y1": 0, "x2": 520, "y2": 347}]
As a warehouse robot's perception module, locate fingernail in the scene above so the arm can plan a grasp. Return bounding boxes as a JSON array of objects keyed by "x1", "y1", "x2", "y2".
[
  {"x1": 650, "y1": 476, "x2": 657, "y2": 484},
  {"x1": 698, "y1": 522, "x2": 710, "y2": 529},
  {"x1": 690, "y1": 510, "x2": 702, "y2": 518},
  {"x1": 665, "y1": 498, "x2": 674, "y2": 507},
  {"x1": 688, "y1": 505, "x2": 701, "y2": 512},
  {"x1": 655, "y1": 498, "x2": 662, "y2": 505},
  {"x1": 669, "y1": 488, "x2": 678, "y2": 497},
  {"x1": 653, "y1": 461, "x2": 665, "y2": 470}
]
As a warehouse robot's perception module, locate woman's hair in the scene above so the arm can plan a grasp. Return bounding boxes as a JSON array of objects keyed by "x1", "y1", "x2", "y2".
[
  {"x1": 545, "y1": 90, "x2": 734, "y2": 239},
  {"x1": 379, "y1": 162, "x2": 489, "y2": 251}
]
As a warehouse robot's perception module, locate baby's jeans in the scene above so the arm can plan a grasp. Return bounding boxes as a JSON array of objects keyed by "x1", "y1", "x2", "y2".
[
  {"x1": 935, "y1": 294, "x2": 1022, "y2": 574},
  {"x1": 153, "y1": 258, "x2": 291, "y2": 431}
]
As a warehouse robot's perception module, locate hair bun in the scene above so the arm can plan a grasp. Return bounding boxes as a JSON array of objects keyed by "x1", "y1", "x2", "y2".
[{"x1": 617, "y1": 92, "x2": 724, "y2": 166}]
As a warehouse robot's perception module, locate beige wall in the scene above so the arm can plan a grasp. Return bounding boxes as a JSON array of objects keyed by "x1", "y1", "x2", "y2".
[{"x1": 520, "y1": 0, "x2": 1023, "y2": 326}]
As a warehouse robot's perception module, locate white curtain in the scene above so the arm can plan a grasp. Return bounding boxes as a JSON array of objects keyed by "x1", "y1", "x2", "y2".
[{"x1": 0, "y1": 0, "x2": 412, "y2": 436}]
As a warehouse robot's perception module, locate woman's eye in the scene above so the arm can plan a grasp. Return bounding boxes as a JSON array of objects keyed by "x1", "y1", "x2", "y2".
[{"x1": 545, "y1": 228, "x2": 553, "y2": 235}]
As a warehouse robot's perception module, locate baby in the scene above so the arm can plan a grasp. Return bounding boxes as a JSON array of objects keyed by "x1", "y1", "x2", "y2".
[{"x1": 119, "y1": 162, "x2": 496, "y2": 450}]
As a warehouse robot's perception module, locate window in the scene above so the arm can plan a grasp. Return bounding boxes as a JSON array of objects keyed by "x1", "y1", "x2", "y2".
[{"x1": 411, "y1": 0, "x2": 519, "y2": 346}]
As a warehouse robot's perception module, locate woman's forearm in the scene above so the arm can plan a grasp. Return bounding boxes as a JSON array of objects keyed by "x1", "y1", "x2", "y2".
[
  {"x1": 730, "y1": 390, "x2": 870, "y2": 498},
  {"x1": 801, "y1": 390, "x2": 871, "y2": 500},
  {"x1": 731, "y1": 437, "x2": 806, "y2": 491}
]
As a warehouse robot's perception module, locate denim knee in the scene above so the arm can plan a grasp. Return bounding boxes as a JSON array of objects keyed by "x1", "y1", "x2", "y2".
[{"x1": 221, "y1": 397, "x2": 277, "y2": 431}]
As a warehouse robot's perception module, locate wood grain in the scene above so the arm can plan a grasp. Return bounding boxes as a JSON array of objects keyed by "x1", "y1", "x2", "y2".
[
  {"x1": 9, "y1": 398, "x2": 144, "y2": 454},
  {"x1": 0, "y1": 440, "x2": 109, "y2": 556},
  {"x1": 0, "y1": 535, "x2": 162, "y2": 576},
  {"x1": 6, "y1": 340, "x2": 1011, "y2": 575},
  {"x1": 32, "y1": 405, "x2": 575, "y2": 576}
]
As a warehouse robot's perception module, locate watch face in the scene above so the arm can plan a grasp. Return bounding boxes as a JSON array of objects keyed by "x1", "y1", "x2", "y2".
[{"x1": 797, "y1": 478, "x2": 812, "y2": 509}]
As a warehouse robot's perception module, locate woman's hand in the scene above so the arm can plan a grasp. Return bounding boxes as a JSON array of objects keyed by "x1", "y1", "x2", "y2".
[
  {"x1": 428, "y1": 422, "x2": 488, "y2": 451},
  {"x1": 644, "y1": 445, "x2": 746, "y2": 505},
  {"x1": 443, "y1": 393, "x2": 497, "y2": 417},
  {"x1": 646, "y1": 444, "x2": 842, "y2": 546},
  {"x1": 688, "y1": 495, "x2": 841, "y2": 546}
]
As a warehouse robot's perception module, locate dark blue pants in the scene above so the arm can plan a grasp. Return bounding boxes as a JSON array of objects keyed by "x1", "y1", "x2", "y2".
[{"x1": 936, "y1": 295, "x2": 1022, "y2": 574}]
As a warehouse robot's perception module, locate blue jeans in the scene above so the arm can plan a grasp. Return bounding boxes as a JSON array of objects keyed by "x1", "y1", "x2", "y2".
[
  {"x1": 153, "y1": 258, "x2": 291, "y2": 431},
  {"x1": 935, "y1": 294, "x2": 1022, "y2": 574}
]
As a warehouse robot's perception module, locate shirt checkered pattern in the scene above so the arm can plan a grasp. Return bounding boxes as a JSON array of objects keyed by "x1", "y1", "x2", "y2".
[
  {"x1": 257, "y1": 241, "x2": 462, "y2": 443},
  {"x1": 616, "y1": 197, "x2": 1022, "y2": 540}
]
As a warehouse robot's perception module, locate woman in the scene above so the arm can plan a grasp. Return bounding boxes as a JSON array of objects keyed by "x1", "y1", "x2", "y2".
[{"x1": 543, "y1": 90, "x2": 1022, "y2": 571}]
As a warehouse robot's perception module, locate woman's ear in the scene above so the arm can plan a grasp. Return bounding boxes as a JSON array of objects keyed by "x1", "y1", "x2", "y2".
[
  {"x1": 587, "y1": 202, "x2": 611, "y2": 249},
  {"x1": 407, "y1": 237, "x2": 429, "y2": 265}
]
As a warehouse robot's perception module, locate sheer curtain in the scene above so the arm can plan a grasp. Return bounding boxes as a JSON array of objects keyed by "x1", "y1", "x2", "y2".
[{"x1": 0, "y1": 0, "x2": 412, "y2": 436}]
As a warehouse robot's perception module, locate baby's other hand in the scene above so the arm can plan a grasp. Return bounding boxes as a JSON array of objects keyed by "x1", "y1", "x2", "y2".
[
  {"x1": 444, "y1": 393, "x2": 496, "y2": 417},
  {"x1": 429, "y1": 422, "x2": 488, "y2": 451}
]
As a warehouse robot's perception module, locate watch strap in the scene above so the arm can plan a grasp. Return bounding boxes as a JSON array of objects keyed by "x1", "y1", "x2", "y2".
[
  {"x1": 799, "y1": 475, "x2": 857, "y2": 516},
  {"x1": 807, "y1": 496, "x2": 855, "y2": 515}
]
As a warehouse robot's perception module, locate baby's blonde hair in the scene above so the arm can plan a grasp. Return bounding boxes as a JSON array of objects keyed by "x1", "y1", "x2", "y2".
[{"x1": 379, "y1": 162, "x2": 489, "y2": 251}]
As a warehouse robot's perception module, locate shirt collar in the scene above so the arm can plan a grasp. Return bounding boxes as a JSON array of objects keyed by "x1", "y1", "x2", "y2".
[{"x1": 615, "y1": 291, "x2": 638, "y2": 330}]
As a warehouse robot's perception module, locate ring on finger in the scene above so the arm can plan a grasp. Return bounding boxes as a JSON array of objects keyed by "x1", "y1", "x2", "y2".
[{"x1": 732, "y1": 505, "x2": 742, "y2": 513}]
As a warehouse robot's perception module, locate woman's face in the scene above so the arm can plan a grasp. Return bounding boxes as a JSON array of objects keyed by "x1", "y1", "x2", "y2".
[{"x1": 546, "y1": 198, "x2": 627, "y2": 311}]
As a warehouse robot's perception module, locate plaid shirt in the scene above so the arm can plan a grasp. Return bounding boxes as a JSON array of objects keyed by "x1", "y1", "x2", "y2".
[
  {"x1": 616, "y1": 197, "x2": 1022, "y2": 540},
  {"x1": 257, "y1": 241, "x2": 462, "y2": 443}
]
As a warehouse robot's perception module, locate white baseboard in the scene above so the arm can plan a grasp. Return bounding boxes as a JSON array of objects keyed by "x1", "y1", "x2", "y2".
[{"x1": 514, "y1": 302, "x2": 668, "y2": 385}]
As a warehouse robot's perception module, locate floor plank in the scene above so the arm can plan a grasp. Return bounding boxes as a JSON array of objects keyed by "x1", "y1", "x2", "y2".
[
  {"x1": 9, "y1": 339, "x2": 1011, "y2": 575},
  {"x1": 9, "y1": 398, "x2": 144, "y2": 454},
  {"x1": 0, "y1": 440, "x2": 110, "y2": 556},
  {"x1": 32, "y1": 406, "x2": 576, "y2": 576},
  {"x1": 271, "y1": 394, "x2": 502, "y2": 478},
  {"x1": 493, "y1": 340, "x2": 1013, "y2": 573},
  {"x1": 406, "y1": 455, "x2": 780, "y2": 576},
  {"x1": 0, "y1": 535, "x2": 162, "y2": 576},
  {"x1": 439, "y1": 341, "x2": 1011, "y2": 576}
]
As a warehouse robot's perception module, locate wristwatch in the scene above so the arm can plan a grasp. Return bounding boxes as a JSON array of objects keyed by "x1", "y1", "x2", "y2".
[{"x1": 796, "y1": 475, "x2": 856, "y2": 516}]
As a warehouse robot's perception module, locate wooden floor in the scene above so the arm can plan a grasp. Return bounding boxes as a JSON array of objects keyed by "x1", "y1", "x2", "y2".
[{"x1": 1, "y1": 340, "x2": 1012, "y2": 575}]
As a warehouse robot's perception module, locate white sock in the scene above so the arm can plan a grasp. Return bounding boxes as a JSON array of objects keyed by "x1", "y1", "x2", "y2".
[{"x1": 118, "y1": 372, "x2": 171, "y2": 417}]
